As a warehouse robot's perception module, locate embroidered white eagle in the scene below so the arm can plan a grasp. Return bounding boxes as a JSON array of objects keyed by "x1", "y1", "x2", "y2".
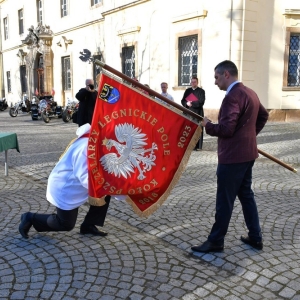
[{"x1": 100, "y1": 123, "x2": 158, "y2": 180}]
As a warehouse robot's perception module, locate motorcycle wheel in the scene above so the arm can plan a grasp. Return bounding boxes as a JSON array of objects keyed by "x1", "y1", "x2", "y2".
[
  {"x1": 9, "y1": 107, "x2": 18, "y2": 117},
  {"x1": 42, "y1": 111, "x2": 50, "y2": 123},
  {"x1": 62, "y1": 110, "x2": 71, "y2": 123}
]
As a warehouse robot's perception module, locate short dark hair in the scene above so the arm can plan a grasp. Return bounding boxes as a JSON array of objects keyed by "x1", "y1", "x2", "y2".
[
  {"x1": 214, "y1": 60, "x2": 238, "y2": 77},
  {"x1": 191, "y1": 76, "x2": 198, "y2": 82}
]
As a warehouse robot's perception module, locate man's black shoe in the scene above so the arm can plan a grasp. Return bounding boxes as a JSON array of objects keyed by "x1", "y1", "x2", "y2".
[
  {"x1": 191, "y1": 240, "x2": 224, "y2": 253},
  {"x1": 80, "y1": 224, "x2": 107, "y2": 236},
  {"x1": 19, "y1": 212, "x2": 33, "y2": 239},
  {"x1": 241, "y1": 235, "x2": 263, "y2": 250}
]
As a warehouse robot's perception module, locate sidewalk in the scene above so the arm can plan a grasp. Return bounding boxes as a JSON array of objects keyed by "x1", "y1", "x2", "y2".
[{"x1": 0, "y1": 112, "x2": 299, "y2": 299}]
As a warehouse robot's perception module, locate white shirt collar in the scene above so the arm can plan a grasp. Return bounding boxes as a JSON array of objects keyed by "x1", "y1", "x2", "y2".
[
  {"x1": 226, "y1": 81, "x2": 240, "y2": 95},
  {"x1": 76, "y1": 123, "x2": 91, "y2": 137}
]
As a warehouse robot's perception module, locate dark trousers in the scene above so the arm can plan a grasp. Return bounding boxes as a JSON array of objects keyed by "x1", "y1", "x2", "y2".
[
  {"x1": 195, "y1": 126, "x2": 204, "y2": 149},
  {"x1": 208, "y1": 161, "x2": 262, "y2": 245},
  {"x1": 32, "y1": 196, "x2": 110, "y2": 232}
]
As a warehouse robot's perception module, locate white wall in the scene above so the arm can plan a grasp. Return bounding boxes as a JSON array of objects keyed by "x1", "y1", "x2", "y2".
[{"x1": 1, "y1": 0, "x2": 300, "y2": 110}]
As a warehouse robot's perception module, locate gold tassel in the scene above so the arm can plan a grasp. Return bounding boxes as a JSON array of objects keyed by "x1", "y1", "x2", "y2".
[{"x1": 88, "y1": 195, "x2": 107, "y2": 206}]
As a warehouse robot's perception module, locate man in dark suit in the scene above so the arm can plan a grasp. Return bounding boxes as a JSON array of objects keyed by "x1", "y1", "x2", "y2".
[
  {"x1": 191, "y1": 60, "x2": 269, "y2": 253},
  {"x1": 181, "y1": 77, "x2": 205, "y2": 150},
  {"x1": 76, "y1": 79, "x2": 97, "y2": 126}
]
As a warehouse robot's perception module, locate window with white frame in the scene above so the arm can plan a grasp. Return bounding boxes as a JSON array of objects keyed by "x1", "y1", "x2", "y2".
[
  {"x1": 178, "y1": 35, "x2": 198, "y2": 86},
  {"x1": 7, "y1": 71, "x2": 11, "y2": 92},
  {"x1": 283, "y1": 27, "x2": 300, "y2": 89},
  {"x1": 91, "y1": 0, "x2": 101, "y2": 5},
  {"x1": 18, "y1": 9, "x2": 24, "y2": 34},
  {"x1": 287, "y1": 33, "x2": 300, "y2": 87},
  {"x1": 37, "y1": 0, "x2": 43, "y2": 24},
  {"x1": 122, "y1": 46, "x2": 135, "y2": 78},
  {"x1": 61, "y1": 0, "x2": 68, "y2": 17},
  {"x1": 62, "y1": 56, "x2": 71, "y2": 90},
  {"x1": 3, "y1": 17, "x2": 8, "y2": 40}
]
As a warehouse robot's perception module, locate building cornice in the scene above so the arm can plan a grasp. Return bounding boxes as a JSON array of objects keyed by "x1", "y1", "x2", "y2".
[
  {"x1": 283, "y1": 9, "x2": 300, "y2": 16},
  {"x1": 172, "y1": 10, "x2": 208, "y2": 23},
  {"x1": 102, "y1": 0, "x2": 150, "y2": 16},
  {"x1": 117, "y1": 26, "x2": 141, "y2": 36},
  {"x1": 54, "y1": 18, "x2": 104, "y2": 36},
  {"x1": 1, "y1": 45, "x2": 24, "y2": 53}
]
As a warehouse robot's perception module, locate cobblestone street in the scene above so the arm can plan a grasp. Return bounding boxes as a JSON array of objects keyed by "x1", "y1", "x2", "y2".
[{"x1": 0, "y1": 111, "x2": 299, "y2": 300}]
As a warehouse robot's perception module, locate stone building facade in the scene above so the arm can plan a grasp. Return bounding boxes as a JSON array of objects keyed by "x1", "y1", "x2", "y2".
[{"x1": 0, "y1": 0, "x2": 299, "y2": 121}]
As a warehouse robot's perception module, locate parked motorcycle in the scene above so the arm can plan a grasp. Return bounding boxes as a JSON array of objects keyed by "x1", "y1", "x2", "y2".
[
  {"x1": 30, "y1": 96, "x2": 41, "y2": 120},
  {"x1": 62, "y1": 98, "x2": 79, "y2": 123},
  {"x1": 0, "y1": 97, "x2": 8, "y2": 111},
  {"x1": 9, "y1": 95, "x2": 31, "y2": 117},
  {"x1": 40, "y1": 96, "x2": 63, "y2": 123}
]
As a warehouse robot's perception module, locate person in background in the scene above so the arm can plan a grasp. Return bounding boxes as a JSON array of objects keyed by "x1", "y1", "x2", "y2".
[
  {"x1": 143, "y1": 84, "x2": 150, "y2": 95},
  {"x1": 76, "y1": 79, "x2": 97, "y2": 126},
  {"x1": 181, "y1": 77, "x2": 205, "y2": 150},
  {"x1": 160, "y1": 82, "x2": 174, "y2": 101},
  {"x1": 191, "y1": 60, "x2": 268, "y2": 253}
]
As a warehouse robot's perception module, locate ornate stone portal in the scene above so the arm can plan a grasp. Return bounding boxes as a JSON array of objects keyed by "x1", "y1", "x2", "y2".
[{"x1": 21, "y1": 23, "x2": 53, "y2": 98}]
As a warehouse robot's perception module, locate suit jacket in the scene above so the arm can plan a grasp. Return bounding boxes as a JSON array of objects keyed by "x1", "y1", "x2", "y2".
[
  {"x1": 181, "y1": 87, "x2": 205, "y2": 117},
  {"x1": 205, "y1": 83, "x2": 268, "y2": 164},
  {"x1": 75, "y1": 88, "x2": 97, "y2": 126}
]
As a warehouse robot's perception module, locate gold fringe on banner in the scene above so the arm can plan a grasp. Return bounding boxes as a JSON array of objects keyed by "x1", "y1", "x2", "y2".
[
  {"x1": 126, "y1": 125, "x2": 202, "y2": 218},
  {"x1": 58, "y1": 138, "x2": 77, "y2": 161},
  {"x1": 88, "y1": 195, "x2": 107, "y2": 206}
]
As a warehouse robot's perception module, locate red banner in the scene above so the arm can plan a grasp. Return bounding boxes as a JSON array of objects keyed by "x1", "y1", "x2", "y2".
[{"x1": 88, "y1": 73, "x2": 201, "y2": 217}]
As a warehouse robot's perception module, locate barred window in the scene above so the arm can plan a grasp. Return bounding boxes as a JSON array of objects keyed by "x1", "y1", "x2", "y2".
[
  {"x1": 18, "y1": 9, "x2": 24, "y2": 34},
  {"x1": 3, "y1": 17, "x2": 8, "y2": 40},
  {"x1": 62, "y1": 56, "x2": 71, "y2": 90},
  {"x1": 7, "y1": 71, "x2": 11, "y2": 92},
  {"x1": 61, "y1": 0, "x2": 68, "y2": 17},
  {"x1": 91, "y1": 0, "x2": 101, "y2": 5},
  {"x1": 37, "y1": 0, "x2": 43, "y2": 24},
  {"x1": 122, "y1": 46, "x2": 135, "y2": 78},
  {"x1": 178, "y1": 35, "x2": 198, "y2": 86},
  {"x1": 20, "y1": 65, "x2": 27, "y2": 93},
  {"x1": 287, "y1": 33, "x2": 300, "y2": 87}
]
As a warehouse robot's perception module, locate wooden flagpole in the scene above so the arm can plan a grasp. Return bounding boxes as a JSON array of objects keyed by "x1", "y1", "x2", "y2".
[
  {"x1": 83, "y1": 55, "x2": 297, "y2": 174},
  {"x1": 93, "y1": 59, "x2": 202, "y2": 120}
]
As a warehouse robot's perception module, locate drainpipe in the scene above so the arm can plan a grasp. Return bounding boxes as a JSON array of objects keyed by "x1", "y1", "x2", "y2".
[
  {"x1": 239, "y1": 0, "x2": 246, "y2": 82},
  {"x1": 148, "y1": 9, "x2": 156, "y2": 84},
  {"x1": 229, "y1": 0, "x2": 233, "y2": 60}
]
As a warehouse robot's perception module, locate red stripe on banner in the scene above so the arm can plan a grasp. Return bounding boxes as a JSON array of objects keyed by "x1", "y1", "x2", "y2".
[{"x1": 87, "y1": 74, "x2": 201, "y2": 217}]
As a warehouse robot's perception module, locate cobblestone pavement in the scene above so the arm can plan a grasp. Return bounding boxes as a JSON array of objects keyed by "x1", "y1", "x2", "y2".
[{"x1": 0, "y1": 111, "x2": 299, "y2": 300}]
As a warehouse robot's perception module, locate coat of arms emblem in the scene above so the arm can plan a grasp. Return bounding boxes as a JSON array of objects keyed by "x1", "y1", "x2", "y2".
[{"x1": 100, "y1": 123, "x2": 158, "y2": 180}]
